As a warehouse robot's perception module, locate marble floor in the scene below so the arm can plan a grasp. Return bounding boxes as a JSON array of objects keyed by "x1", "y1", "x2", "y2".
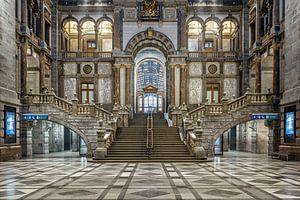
[{"x1": 1, "y1": 152, "x2": 300, "y2": 200}]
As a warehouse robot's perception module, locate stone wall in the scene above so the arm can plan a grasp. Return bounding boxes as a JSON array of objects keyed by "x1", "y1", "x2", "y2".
[
  {"x1": 235, "y1": 120, "x2": 269, "y2": 154},
  {"x1": 261, "y1": 52, "x2": 273, "y2": 93},
  {"x1": 282, "y1": 1, "x2": 300, "y2": 105},
  {"x1": 279, "y1": 0, "x2": 300, "y2": 159},
  {"x1": 62, "y1": 62, "x2": 113, "y2": 106},
  {"x1": 188, "y1": 61, "x2": 239, "y2": 106},
  {"x1": 123, "y1": 22, "x2": 178, "y2": 50},
  {"x1": 0, "y1": 0, "x2": 21, "y2": 161}
]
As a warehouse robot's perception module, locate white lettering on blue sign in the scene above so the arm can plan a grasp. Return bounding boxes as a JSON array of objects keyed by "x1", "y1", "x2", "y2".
[{"x1": 22, "y1": 114, "x2": 49, "y2": 121}]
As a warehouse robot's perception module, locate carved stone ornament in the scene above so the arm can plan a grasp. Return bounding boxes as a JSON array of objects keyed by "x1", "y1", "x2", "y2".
[
  {"x1": 208, "y1": 64, "x2": 217, "y2": 74},
  {"x1": 142, "y1": 0, "x2": 158, "y2": 17},
  {"x1": 83, "y1": 65, "x2": 93, "y2": 74},
  {"x1": 138, "y1": 0, "x2": 161, "y2": 21}
]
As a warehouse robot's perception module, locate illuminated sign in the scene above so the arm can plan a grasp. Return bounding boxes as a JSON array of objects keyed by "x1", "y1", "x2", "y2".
[
  {"x1": 4, "y1": 106, "x2": 16, "y2": 144},
  {"x1": 252, "y1": 113, "x2": 280, "y2": 120},
  {"x1": 22, "y1": 114, "x2": 49, "y2": 121},
  {"x1": 285, "y1": 112, "x2": 295, "y2": 136},
  {"x1": 284, "y1": 106, "x2": 296, "y2": 143}
]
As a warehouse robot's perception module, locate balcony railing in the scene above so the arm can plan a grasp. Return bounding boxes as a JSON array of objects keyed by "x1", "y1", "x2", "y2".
[
  {"x1": 59, "y1": 51, "x2": 113, "y2": 59},
  {"x1": 188, "y1": 51, "x2": 240, "y2": 60}
]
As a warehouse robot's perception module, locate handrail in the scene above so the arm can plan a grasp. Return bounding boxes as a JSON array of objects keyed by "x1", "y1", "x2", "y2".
[
  {"x1": 188, "y1": 93, "x2": 272, "y2": 120},
  {"x1": 59, "y1": 51, "x2": 113, "y2": 59},
  {"x1": 28, "y1": 93, "x2": 113, "y2": 121},
  {"x1": 146, "y1": 110, "x2": 154, "y2": 153}
]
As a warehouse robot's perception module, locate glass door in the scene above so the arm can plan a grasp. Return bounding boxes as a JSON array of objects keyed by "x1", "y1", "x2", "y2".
[
  {"x1": 81, "y1": 83, "x2": 94, "y2": 104},
  {"x1": 206, "y1": 84, "x2": 220, "y2": 103},
  {"x1": 144, "y1": 93, "x2": 157, "y2": 113},
  {"x1": 214, "y1": 135, "x2": 223, "y2": 155}
]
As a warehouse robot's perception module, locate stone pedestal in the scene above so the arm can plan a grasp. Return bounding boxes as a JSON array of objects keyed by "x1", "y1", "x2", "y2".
[
  {"x1": 93, "y1": 129, "x2": 107, "y2": 160},
  {"x1": 94, "y1": 147, "x2": 107, "y2": 160},
  {"x1": 194, "y1": 147, "x2": 206, "y2": 159}
]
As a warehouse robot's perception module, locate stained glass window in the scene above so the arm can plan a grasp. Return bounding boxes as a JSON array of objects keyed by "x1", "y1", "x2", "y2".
[{"x1": 137, "y1": 60, "x2": 164, "y2": 91}]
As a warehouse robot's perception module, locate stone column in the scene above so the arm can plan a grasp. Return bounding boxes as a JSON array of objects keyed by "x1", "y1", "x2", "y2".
[
  {"x1": 170, "y1": 65, "x2": 175, "y2": 107},
  {"x1": 256, "y1": 0, "x2": 261, "y2": 40},
  {"x1": 241, "y1": 0, "x2": 250, "y2": 94},
  {"x1": 113, "y1": 7, "x2": 122, "y2": 51},
  {"x1": 120, "y1": 65, "x2": 126, "y2": 106},
  {"x1": 21, "y1": 122, "x2": 33, "y2": 156},
  {"x1": 272, "y1": 0, "x2": 280, "y2": 97},
  {"x1": 40, "y1": 0, "x2": 45, "y2": 42},
  {"x1": 21, "y1": 39, "x2": 28, "y2": 95},
  {"x1": 21, "y1": 0, "x2": 28, "y2": 25},
  {"x1": 180, "y1": 64, "x2": 187, "y2": 105},
  {"x1": 51, "y1": 1, "x2": 59, "y2": 94},
  {"x1": 202, "y1": 26, "x2": 206, "y2": 50},
  {"x1": 175, "y1": 65, "x2": 181, "y2": 107},
  {"x1": 255, "y1": 56, "x2": 261, "y2": 93},
  {"x1": 78, "y1": 28, "x2": 82, "y2": 51},
  {"x1": 113, "y1": 65, "x2": 120, "y2": 104},
  {"x1": 39, "y1": 52, "x2": 46, "y2": 92},
  {"x1": 125, "y1": 65, "x2": 132, "y2": 106},
  {"x1": 178, "y1": 6, "x2": 187, "y2": 50},
  {"x1": 28, "y1": 3, "x2": 33, "y2": 30},
  {"x1": 95, "y1": 27, "x2": 99, "y2": 51},
  {"x1": 219, "y1": 26, "x2": 223, "y2": 51}
]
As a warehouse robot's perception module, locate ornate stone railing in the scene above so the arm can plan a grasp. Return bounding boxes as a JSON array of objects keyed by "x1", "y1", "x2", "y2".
[
  {"x1": 28, "y1": 93, "x2": 113, "y2": 121},
  {"x1": 188, "y1": 51, "x2": 240, "y2": 60},
  {"x1": 29, "y1": 94, "x2": 73, "y2": 113},
  {"x1": 185, "y1": 120, "x2": 207, "y2": 159},
  {"x1": 188, "y1": 93, "x2": 271, "y2": 120},
  {"x1": 59, "y1": 51, "x2": 113, "y2": 59}
]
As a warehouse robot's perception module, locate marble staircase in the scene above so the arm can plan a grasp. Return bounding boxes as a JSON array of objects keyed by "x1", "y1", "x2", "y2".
[{"x1": 105, "y1": 113, "x2": 195, "y2": 161}]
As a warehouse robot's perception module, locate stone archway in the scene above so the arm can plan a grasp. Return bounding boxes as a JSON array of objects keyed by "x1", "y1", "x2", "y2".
[
  {"x1": 116, "y1": 28, "x2": 179, "y2": 114},
  {"x1": 125, "y1": 27, "x2": 176, "y2": 57},
  {"x1": 48, "y1": 116, "x2": 91, "y2": 155}
]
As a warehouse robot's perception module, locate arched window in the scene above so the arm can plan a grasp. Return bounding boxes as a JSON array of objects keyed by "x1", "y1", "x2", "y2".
[
  {"x1": 81, "y1": 20, "x2": 96, "y2": 52},
  {"x1": 98, "y1": 21, "x2": 113, "y2": 51},
  {"x1": 204, "y1": 21, "x2": 219, "y2": 51},
  {"x1": 222, "y1": 20, "x2": 238, "y2": 51},
  {"x1": 188, "y1": 21, "x2": 202, "y2": 51},
  {"x1": 63, "y1": 19, "x2": 78, "y2": 51}
]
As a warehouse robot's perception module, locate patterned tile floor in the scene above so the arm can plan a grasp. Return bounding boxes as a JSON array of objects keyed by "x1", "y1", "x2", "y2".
[{"x1": 1, "y1": 152, "x2": 300, "y2": 199}]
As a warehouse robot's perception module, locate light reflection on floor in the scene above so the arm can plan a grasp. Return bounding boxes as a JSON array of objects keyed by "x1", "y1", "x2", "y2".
[{"x1": 0, "y1": 151, "x2": 299, "y2": 199}]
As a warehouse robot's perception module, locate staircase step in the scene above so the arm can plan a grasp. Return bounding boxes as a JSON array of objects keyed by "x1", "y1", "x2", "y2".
[{"x1": 106, "y1": 114, "x2": 195, "y2": 161}]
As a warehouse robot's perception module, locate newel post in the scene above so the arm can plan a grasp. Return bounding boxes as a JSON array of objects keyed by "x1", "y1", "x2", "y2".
[
  {"x1": 222, "y1": 92, "x2": 229, "y2": 113},
  {"x1": 93, "y1": 120, "x2": 107, "y2": 160},
  {"x1": 71, "y1": 93, "x2": 78, "y2": 116},
  {"x1": 193, "y1": 119, "x2": 207, "y2": 159}
]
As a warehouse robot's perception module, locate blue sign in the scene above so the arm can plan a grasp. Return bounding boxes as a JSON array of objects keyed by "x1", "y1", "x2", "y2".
[
  {"x1": 5, "y1": 111, "x2": 16, "y2": 137},
  {"x1": 285, "y1": 112, "x2": 295, "y2": 136},
  {"x1": 252, "y1": 113, "x2": 280, "y2": 120},
  {"x1": 22, "y1": 114, "x2": 49, "y2": 121}
]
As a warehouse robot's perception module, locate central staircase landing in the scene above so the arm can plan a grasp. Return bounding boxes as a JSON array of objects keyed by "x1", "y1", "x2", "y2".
[{"x1": 105, "y1": 113, "x2": 197, "y2": 161}]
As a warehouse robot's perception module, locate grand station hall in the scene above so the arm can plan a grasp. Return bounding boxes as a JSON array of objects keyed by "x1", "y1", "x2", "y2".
[{"x1": 0, "y1": 0, "x2": 300, "y2": 199}]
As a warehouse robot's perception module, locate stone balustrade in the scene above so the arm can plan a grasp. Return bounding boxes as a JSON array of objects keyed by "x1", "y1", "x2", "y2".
[
  {"x1": 28, "y1": 94, "x2": 113, "y2": 122},
  {"x1": 59, "y1": 51, "x2": 113, "y2": 60},
  {"x1": 188, "y1": 51, "x2": 240, "y2": 60},
  {"x1": 27, "y1": 93, "x2": 117, "y2": 158},
  {"x1": 181, "y1": 93, "x2": 273, "y2": 158},
  {"x1": 188, "y1": 93, "x2": 271, "y2": 120},
  {"x1": 30, "y1": 94, "x2": 73, "y2": 113}
]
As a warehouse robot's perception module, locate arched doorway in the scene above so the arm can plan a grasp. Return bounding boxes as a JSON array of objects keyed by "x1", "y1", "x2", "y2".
[
  {"x1": 134, "y1": 48, "x2": 167, "y2": 113},
  {"x1": 29, "y1": 120, "x2": 88, "y2": 158}
]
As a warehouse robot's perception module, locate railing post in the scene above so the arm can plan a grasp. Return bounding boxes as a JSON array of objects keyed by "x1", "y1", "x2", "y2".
[
  {"x1": 171, "y1": 107, "x2": 181, "y2": 127},
  {"x1": 193, "y1": 119, "x2": 207, "y2": 159},
  {"x1": 222, "y1": 92, "x2": 229, "y2": 113},
  {"x1": 93, "y1": 121, "x2": 107, "y2": 160},
  {"x1": 71, "y1": 94, "x2": 78, "y2": 116}
]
